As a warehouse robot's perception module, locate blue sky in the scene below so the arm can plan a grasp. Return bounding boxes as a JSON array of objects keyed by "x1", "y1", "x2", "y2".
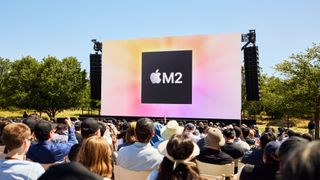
[{"x1": 1, "y1": 0, "x2": 319, "y2": 75}]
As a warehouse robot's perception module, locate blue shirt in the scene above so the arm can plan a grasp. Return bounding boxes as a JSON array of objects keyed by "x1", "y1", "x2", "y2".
[
  {"x1": 117, "y1": 142, "x2": 163, "y2": 171},
  {"x1": 0, "y1": 159, "x2": 45, "y2": 180},
  {"x1": 27, "y1": 126, "x2": 77, "y2": 163}
]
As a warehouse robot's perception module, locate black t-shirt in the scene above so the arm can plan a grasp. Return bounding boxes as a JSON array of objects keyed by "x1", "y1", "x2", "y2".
[
  {"x1": 196, "y1": 147, "x2": 233, "y2": 165},
  {"x1": 240, "y1": 163, "x2": 279, "y2": 180},
  {"x1": 221, "y1": 142, "x2": 245, "y2": 159}
]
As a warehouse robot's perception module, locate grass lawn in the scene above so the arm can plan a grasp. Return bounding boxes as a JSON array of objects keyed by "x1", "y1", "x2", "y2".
[{"x1": 0, "y1": 109, "x2": 100, "y2": 119}]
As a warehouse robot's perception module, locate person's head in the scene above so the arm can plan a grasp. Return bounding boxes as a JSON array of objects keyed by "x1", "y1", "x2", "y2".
[
  {"x1": 223, "y1": 128, "x2": 236, "y2": 141},
  {"x1": 302, "y1": 133, "x2": 313, "y2": 141},
  {"x1": 263, "y1": 141, "x2": 280, "y2": 165},
  {"x1": 22, "y1": 117, "x2": 38, "y2": 133},
  {"x1": 135, "y1": 118, "x2": 154, "y2": 143},
  {"x1": 242, "y1": 127, "x2": 250, "y2": 138},
  {"x1": 81, "y1": 118, "x2": 100, "y2": 139},
  {"x1": 34, "y1": 120, "x2": 54, "y2": 142},
  {"x1": 286, "y1": 129, "x2": 296, "y2": 137},
  {"x1": 277, "y1": 136, "x2": 308, "y2": 168},
  {"x1": 77, "y1": 136, "x2": 112, "y2": 178},
  {"x1": 2, "y1": 123, "x2": 31, "y2": 154},
  {"x1": 248, "y1": 129, "x2": 255, "y2": 138},
  {"x1": 157, "y1": 134, "x2": 202, "y2": 180},
  {"x1": 280, "y1": 141, "x2": 320, "y2": 180},
  {"x1": 233, "y1": 126, "x2": 242, "y2": 138},
  {"x1": 98, "y1": 122, "x2": 106, "y2": 137},
  {"x1": 205, "y1": 128, "x2": 225, "y2": 149},
  {"x1": 184, "y1": 123, "x2": 195, "y2": 133},
  {"x1": 161, "y1": 120, "x2": 184, "y2": 140},
  {"x1": 75, "y1": 121, "x2": 81, "y2": 132},
  {"x1": 260, "y1": 132, "x2": 276, "y2": 149},
  {"x1": 38, "y1": 162, "x2": 102, "y2": 180},
  {"x1": 124, "y1": 122, "x2": 137, "y2": 143}
]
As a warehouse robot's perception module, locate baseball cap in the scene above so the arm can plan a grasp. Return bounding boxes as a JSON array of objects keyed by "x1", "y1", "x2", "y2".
[
  {"x1": 264, "y1": 141, "x2": 280, "y2": 156},
  {"x1": 81, "y1": 118, "x2": 100, "y2": 137},
  {"x1": 34, "y1": 120, "x2": 54, "y2": 141}
]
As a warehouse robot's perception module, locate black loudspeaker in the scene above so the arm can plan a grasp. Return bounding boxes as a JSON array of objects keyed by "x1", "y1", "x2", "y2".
[
  {"x1": 244, "y1": 46, "x2": 260, "y2": 101},
  {"x1": 90, "y1": 54, "x2": 101, "y2": 100}
]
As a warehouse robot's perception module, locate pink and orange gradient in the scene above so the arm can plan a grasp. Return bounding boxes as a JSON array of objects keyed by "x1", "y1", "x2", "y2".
[{"x1": 101, "y1": 33, "x2": 241, "y2": 119}]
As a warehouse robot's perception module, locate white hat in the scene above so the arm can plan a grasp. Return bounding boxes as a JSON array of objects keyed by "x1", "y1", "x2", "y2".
[
  {"x1": 158, "y1": 138, "x2": 200, "y2": 170},
  {"x1": 160, "y1": 120, "x2": 184, "y2": 140}
]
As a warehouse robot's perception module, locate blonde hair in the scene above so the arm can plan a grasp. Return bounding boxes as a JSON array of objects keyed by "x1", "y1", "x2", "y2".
[
  {"x1": 2, "y1": 123, "x2": 31, "y2": 151},
  {"x1": 125, "y1": 122, "x2": 137, "y2": 143},
  {"x1": 77, "y1": 136, "x2": 113, "y2": 178}
]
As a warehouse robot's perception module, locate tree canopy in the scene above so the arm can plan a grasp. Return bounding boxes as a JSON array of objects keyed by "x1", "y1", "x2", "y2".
[{"x1": 1, "y1": 56, "x2": 89, "y2": 118}]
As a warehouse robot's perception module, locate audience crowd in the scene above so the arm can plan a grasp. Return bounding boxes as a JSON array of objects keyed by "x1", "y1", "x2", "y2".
[{"x1": 0, "y1": 114, "x2": 319, "y2": 180}]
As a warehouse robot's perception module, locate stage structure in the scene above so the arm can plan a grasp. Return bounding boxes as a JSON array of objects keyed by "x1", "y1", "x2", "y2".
[{"x1": 99, "y1": 33, "x2": 242, "y2": 120}]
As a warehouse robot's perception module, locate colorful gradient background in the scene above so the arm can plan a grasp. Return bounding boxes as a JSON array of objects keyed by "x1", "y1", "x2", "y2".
[{"x1": 101, "y1": 33, "x2": 241, "y2": 119}]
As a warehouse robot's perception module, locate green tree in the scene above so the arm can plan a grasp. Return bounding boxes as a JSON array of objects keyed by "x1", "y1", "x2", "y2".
[
  {"x1": 2, "y1": 56, "x2": 88, "y2": 118},
  {"x1": 260, "y1": 76, "x2": 291, "y2": 119},
  {"x1": 2, "y1": 56, "x2": 40, "y2": 109},
  {"x1": 275, "y1": 43, "x2": 320, "y2": 138},
  {"x1": 33, "y1": 56, "x2": 87, "y2": 118},
  {"x1": 0, "y1": 57, "x2": 12, "y2": 107}
]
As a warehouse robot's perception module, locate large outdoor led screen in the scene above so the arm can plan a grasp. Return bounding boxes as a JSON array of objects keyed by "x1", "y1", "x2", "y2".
[{"x1": 101, "y1": 33, "x2": 241, "y2": 119}]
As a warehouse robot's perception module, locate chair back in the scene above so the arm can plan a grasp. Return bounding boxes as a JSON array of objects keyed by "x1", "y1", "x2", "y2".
[
  {"x1": 196, "y1": 160, "x2": 234, "y2": 178},
  {"x1": 114, "y1": 165, "x2": 151, "y2": 180}
]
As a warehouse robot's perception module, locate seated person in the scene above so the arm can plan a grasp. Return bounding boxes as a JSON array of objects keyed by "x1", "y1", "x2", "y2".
[
  {"x1": 77, "y1": 136, "x2": 112, "y2": 179},
  {"x1": 196, "y1": 128, "x2": 233, "y2": 164},
  {"x1": 27, "y1": 118, "x2": 77, "y2": 163},
  {"x1": 242, "y1": 132, "x2": 276, "y2": 166},
  {"x1": 221, "y1": 128, "x2": 244, "y2": 159},
  {"x1": 117, "y1": 118, "x2": 163, "y2": 171},
  {"x1": 240, "y1": 141, "x2": 280, "y2": 180},
  {"x1": 0, "y1": 123, "x2": 45, "y2": 179},
  {"x1": 68, "y1": 118, "x2": 101, "y2": 161},
  {"x1": 153, "y1": 120, "x2": 184, "y2": 148},
  {"x1": 148, "y1": 134, "x2": 203, "y2": 180},
  {"x1": 233, "y1": 126, "x2": 250, "y2": 152}
]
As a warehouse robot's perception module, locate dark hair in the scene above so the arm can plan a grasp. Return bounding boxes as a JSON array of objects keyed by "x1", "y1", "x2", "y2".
[
  {"x1": 234, "y1": 126, "x2": 242, "y2": 138},
  {"x1": 135, "y1": 118, "x2": 154, "y2": 143},
  {"x1": 242, "y1": 127, "x2": 250, "y2": 138},
  {"x1": 280, "y1": 141, "x2": 320, "y2": 180},
  {"x1": 277, "y1": 136, "x2": 308, "y2": 163},
  {"x1": 38, "y1": 162, "x2": 102, "y2": 180},
  {"x1": 260, "y1": 132, "x2": 276, "y2": 149},
  {"x1": 157, "y1": 134, "x2": 203, "y2": 180},
  {"x1": 98, "y1": 122, "x2": 106, "y2": 137},
  {"x1": 223, "y1": 128, "x2": 236, "y2": 139}
]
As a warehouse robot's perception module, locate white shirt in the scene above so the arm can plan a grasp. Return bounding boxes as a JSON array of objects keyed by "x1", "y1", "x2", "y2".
[
  {"x1": 0, "y1": 159, "x2": 45, "y2": 180},
  {"x1": 117, "y1": 142, "x2": 163, "y2": 171}
]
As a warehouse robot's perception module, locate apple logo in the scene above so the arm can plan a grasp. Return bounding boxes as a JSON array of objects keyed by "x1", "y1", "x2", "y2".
[{"x1": 150, "y1": 69, "x2": 161, "y2": 84}]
